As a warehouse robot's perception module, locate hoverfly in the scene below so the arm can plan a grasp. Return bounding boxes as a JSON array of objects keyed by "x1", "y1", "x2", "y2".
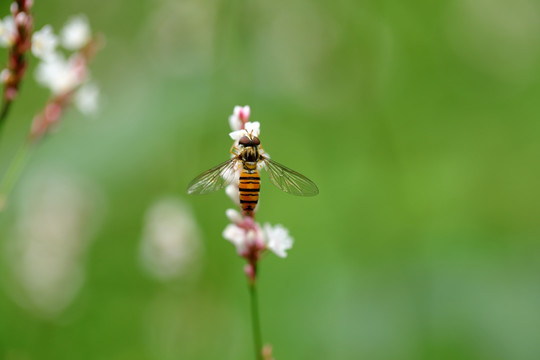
[{"x1": 187, "y1": 133, "x2": 318, "y2": 217}]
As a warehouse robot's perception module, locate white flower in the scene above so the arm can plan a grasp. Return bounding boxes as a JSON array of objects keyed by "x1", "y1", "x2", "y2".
[
  {"x1": 223, "y1": 222, "x2": 264, "y2": 255},
  {"x1": 74, "y1": 82, "x2": 99, "y2": 115},
  {"x1": 0, "y1": 16, "x2": 16, "y2": 47},
  {"x1": 229, "y1": 121, "x2": 261, "y2": 141},
  {"x1": 140, "y1": 199, "x2": 202, "y2": 281},
  {"x1": 228, "y1": 105, "x2": 251, "y2": 131},
  {"x1": 0, "y1": 69, "x2": 10, "y2": 83},
  {"x1": 35, "y1": 53, "x2": 85, "y2": 94},
  {"x1": 60, "y1": 15, "x2": 91, "y2": 50},
  {"x1": 226, "y1": 208, "x2": 243, "y2": 224},
  {"x1": 263, "y1": 223, "x2": 293, "y2": 258},
  {"x1": 32, "y1": 25, "x2": 58, "y2": 60},
  {"x1": 223, "y1": 223, "x2": 247, "y2": 254}
]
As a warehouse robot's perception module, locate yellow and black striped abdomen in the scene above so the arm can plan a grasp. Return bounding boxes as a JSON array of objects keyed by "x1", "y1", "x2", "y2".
[{"x1": 239, "y1": 169, "x2": 260, "y2": 217}]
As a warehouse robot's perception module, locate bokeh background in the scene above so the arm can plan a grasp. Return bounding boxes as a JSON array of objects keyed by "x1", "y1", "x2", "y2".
[{"x1": 1, "y1": 0, "x2": 540, "y2": 359}]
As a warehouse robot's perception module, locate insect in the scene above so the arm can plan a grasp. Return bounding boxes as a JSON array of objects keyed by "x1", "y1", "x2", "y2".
[{"x1": 187, "y1": 133, "x2": 318, "y2": 217}]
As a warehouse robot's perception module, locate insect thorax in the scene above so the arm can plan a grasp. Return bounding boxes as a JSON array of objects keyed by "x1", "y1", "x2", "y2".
[{"x1": 241, "y1": 147, "x2": 259, "y2": 164}]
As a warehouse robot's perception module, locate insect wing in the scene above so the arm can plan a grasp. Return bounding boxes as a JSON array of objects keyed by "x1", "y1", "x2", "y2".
[
  {"x1": 187, "y1": 159, "x2": 239, "y2": 195},
  {"x1": 262, "y1": 157, "x2": 319, "y2": 196}
]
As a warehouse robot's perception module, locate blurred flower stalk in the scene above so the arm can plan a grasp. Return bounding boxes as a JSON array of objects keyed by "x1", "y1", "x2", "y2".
[
  {"x1": 0, "y1": 7, "x2": 102, "y2": 210},
  {"x1": 5, "y1": 169, "x2": 103, "y2": 318},
  {"x1": 30, "y1": 14, "x2": 101, "y2": 141},
  {"x1": 223, "y1": 106, "x2": 293, "y2": 360},
  {"x1": 140, "y1": 198, "x2": 202, "y2": 281},
  {"x1": 0, "y1": 0, "x2": 33, "y2": 125}
]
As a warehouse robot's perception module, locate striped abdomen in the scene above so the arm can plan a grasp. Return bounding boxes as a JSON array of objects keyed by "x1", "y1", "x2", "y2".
[{"x1": 239, "y1": 169, "x2": 260, "y2": 217}]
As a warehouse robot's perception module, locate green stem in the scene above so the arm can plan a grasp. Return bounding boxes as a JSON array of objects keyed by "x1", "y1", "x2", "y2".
[
  {"x1": 0, "y1": 141, "x2": 33, "y2": 211},
  {"x1": 249, "y1": 282, "x2": 263, "y2": 360},
  {"x1": 0, "y1": 99, "x2": 12, "y2": 137}
]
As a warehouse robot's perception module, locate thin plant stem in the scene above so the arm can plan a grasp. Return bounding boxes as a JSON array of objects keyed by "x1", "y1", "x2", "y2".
[
  {"x1": 249, "y1": 282, "x2": 263, "y2": 360},
  {"x1": 0, "y1": 141, "x2": 33, "y2": 211},
  {"x1": 0, "y1": 100, "x2": 13, "y2": 126},
  {"x1": 0, "y1": 101, "x2": 12, "y2": 139}
]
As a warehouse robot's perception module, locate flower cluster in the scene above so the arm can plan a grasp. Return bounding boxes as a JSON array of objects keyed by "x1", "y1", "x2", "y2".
[
  {"x1": 222, "y1": 106, "x2": 294, "y2": 284},
  {"x1": 0, "y1": 0, "x2": 33, "y2": 105},
  {"x1": 0, "y1": 6, "x2": 100, "y2": 139},
  {"x1": 28, "y1": 15, "x2": 100, "y2": 141},
  {"x1": 32, "y1": 16, "x2": 93, "y2": 95}
]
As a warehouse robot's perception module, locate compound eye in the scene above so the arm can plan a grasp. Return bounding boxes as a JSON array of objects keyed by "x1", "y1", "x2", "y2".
[
  {"x1": 239, "y1": 136, "x2": 251, "y2": 146},
  {"x1": 252, "y1": 137, "x2": 261, "y2": 146}
]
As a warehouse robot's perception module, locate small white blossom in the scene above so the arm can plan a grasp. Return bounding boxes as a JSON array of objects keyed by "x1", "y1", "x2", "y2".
[
  {"x1": 140, "y1": 199, "x2": 202, "y2": 281},
  {"x1": 0, "y1": 16, "x2": 16, "y2": 47},
  {"x1": 226, "y1": 208, "x2": 243, "y2": 224},
  {"x1": 32, "y1": 25, "x2": 58, "y2": 60},
  {"x1": 229, "y1": 121, "x2": 261, "y2": 141},
  {"x1": 61, "y1": 15, "x2": 91, "y2": 50},
  {"x1": 229, "y1": 105, "x2": 251, "y2": 131},
  {"x1": 74, "y1": 82, "x2": 99, "y2": 115},
  {"x1": 263, "y1": 223, "x2": 293, "y2": 258},
  {"x1": 0, "y1": 69, "x2": 10, "y2": 83},
  {"x1": 14, "y1": 12, "x2": 29, "y2": 27},
  {"x1": 35, "y1": 53, "x2": 85, "y2": 95},
  {"x1": 223, "y1": 223, "x2": 247, "y2": 254}
]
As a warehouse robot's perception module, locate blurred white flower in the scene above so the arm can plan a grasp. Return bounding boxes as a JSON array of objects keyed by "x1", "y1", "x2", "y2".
[
  {"x1": 6, "y1": 170, "x2": 103, "y2": 318},
  {"x1": 263, "y1": 223, "x2": 293, "y2": 258},
  {"x1": 140, "y1": 198, "x2": 202, "y2": 281},
  {"x1": 0, "y1": 15, "x2": 16, "y2": 47},
  {"x1": 61, "y1": 15, "x2": 91, "y2": 50},
  {"x1": 229, "y1": 105, "x2": 251, "y2": 131},
  {"x1": 229, "y1": 121, "x2": 261, "y2": 141},
  {"x1": 74, "y1": 82, "x2": 99, "y2": 115},
  {"x1": 32, "y1": 25, "x2": 58, "y2": 59},
  {"x1": 226, "y1": 208, "x2": 243, "y2": 224},
  {"x1": 35, "y1": 53, "x2": 86, "y2": 95},
  {"x1": 0, "y1": 68, "x2": 10, "y2": 83}
]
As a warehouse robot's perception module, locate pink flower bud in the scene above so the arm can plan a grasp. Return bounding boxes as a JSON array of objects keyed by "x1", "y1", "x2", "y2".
[
  {"x1": 244, "y1": 263, "x2": 256, "y2": 283},
  {"x1": 10, "y1": 2, "x2": 19, "y2": 14},
  {"x1": 44, "y1": 103, "x2": 62, "y2": 124},
  {"x1": 5, "y1": 87, "x2": 17, "y2": 100},
  {"x1": 15, "y1": 12, "x2": 28, "y2": 26}
]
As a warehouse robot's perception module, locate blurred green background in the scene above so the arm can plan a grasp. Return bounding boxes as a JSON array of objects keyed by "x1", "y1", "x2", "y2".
[{"x1": 1, "y1": 0, "x2": 540, "y2": 359}]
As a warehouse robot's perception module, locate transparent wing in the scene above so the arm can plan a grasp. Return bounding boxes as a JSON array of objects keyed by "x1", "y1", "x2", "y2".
[
  {"x1": 187, "y1": 159, "x2": 239, "y2": 195},
  {"x1": 261, "y1": 156, "x2": 319, "y2": 196}
]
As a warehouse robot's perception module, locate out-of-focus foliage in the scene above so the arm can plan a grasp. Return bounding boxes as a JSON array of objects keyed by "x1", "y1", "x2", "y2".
[{"x1": 1, "y1": 0, "x2": 540, "y2": 359}]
